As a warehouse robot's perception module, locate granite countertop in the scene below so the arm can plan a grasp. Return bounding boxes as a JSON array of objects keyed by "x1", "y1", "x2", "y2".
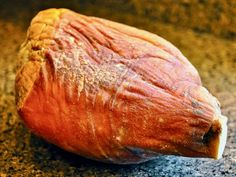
[{"x1": 0, "y1": 1, "x2": 236, "y2": 177}]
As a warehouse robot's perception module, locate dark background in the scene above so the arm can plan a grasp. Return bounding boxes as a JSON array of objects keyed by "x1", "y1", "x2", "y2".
[{"x1": 0, "y1": 0, "x2": 235, "y2": 176}]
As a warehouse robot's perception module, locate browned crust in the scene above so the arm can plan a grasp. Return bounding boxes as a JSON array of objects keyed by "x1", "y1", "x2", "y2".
[{"x1": 16, "y1": 9, "x2": 66, "y2": 109}]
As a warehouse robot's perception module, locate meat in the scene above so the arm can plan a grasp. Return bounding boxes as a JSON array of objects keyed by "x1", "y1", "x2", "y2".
[{"x1": 15, "y1": 8, "x2": 227, "y2": 164}]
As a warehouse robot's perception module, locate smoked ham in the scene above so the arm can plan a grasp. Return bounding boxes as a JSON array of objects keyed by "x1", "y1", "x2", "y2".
[{"x1": 15, "y1": 9, "x2": 227, "y2": 164}]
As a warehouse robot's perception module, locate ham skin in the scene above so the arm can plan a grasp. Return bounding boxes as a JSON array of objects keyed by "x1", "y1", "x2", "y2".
[{"x1": 15, "y1": 9, "x2": 227, "y2": 164}]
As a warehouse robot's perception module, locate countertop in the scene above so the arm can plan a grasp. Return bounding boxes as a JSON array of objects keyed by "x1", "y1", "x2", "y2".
[{"x1": 0, "y1": 1, "x2": 236, "y2": 176}]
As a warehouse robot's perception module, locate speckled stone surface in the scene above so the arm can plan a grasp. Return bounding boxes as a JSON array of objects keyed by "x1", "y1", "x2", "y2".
[{"x1": 0, "y1": 1, "x2": 236, "y2": 177}]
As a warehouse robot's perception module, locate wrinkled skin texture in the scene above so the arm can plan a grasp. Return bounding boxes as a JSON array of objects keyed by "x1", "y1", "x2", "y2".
[{"x1": 16, "y1": 9, "x2": 227, "y2": 164}]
